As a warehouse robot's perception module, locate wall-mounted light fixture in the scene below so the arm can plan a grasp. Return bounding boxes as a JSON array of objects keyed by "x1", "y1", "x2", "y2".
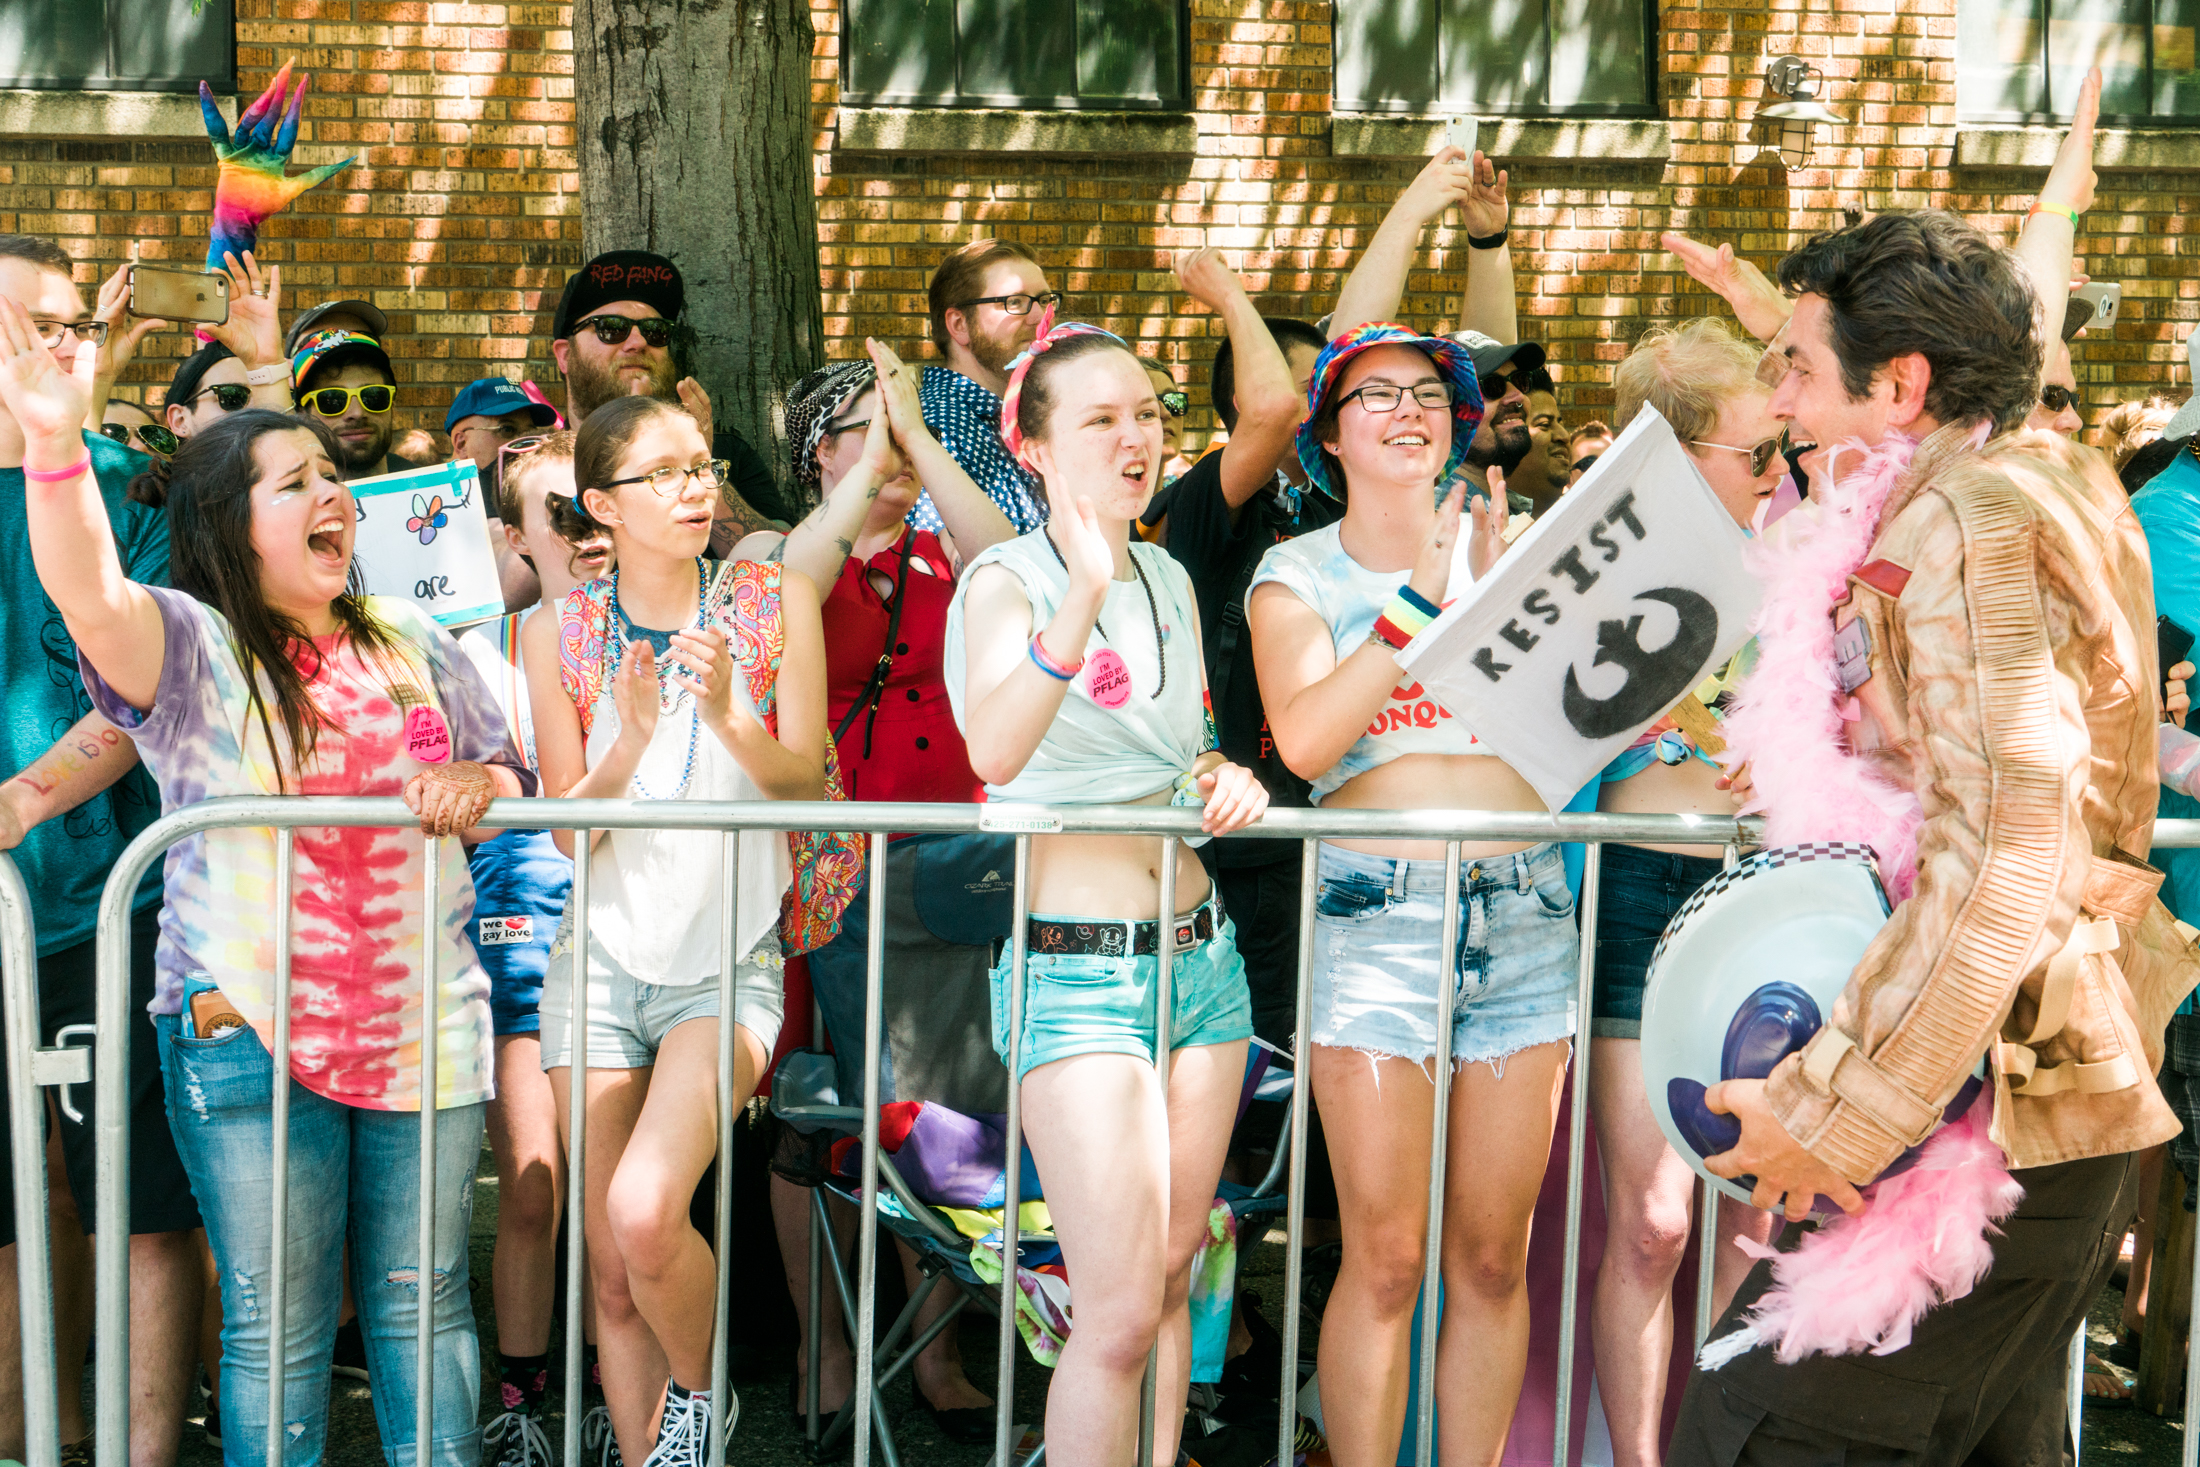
[{"x1": 1756, "y1": 56, "x2": 1846, "y2": 168}]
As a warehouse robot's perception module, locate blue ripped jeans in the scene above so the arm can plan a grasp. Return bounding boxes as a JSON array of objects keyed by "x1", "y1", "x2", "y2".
[{"x1": 157, "y1": 1013, "x2": 485, "y2": 1466}]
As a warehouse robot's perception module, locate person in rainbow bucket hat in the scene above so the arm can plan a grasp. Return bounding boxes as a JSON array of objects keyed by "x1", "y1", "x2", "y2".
[{"x1": 1247, "y1": 321, "x2": 1589, "y2": 1466}]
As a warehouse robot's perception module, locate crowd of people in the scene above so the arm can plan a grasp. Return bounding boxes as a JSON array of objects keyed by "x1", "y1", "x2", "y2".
[{"x1": 0, "y1": 58, "x2": 2192, "y2": 1467}]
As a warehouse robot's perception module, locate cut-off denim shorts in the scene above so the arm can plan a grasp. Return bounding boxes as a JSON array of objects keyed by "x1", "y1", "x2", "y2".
[
  {"x1": 1312, "y1": 841, "x2": 1579, "y2": 1067},
  {"x1": 989, "y1": 907, "x2": 1254, "y2": 1083}
]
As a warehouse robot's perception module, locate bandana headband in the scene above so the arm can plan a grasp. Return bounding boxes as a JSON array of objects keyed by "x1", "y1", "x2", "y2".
[
  {"x1": 997, "y1": 308, "x2": 1128, "y2": 464},
  {"x1": 785, "y1": 359, "x2": 878, "y2": 490}
]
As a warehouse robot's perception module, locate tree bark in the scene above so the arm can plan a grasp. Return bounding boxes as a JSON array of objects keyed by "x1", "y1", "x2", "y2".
[{"x1": 574, "y1": 0, "x2": 823, "y2": 512}]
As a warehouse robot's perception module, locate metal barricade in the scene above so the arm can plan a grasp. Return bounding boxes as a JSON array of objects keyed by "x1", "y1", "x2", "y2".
[{"x1": 44, "y1": 800, "x2": 2200, "y2": 1467}]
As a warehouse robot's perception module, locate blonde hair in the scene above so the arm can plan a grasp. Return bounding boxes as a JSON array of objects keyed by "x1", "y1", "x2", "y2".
[
  {"x1": 1612, "y1": 318, "x2": 1764, "y2": 445},
  {"x1": 2095, "y1": 395, "x2": 2177, "y2": 470}
]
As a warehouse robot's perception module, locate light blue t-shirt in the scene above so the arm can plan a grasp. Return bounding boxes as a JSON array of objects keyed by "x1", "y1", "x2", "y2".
[
  {"x1": 4, "y1": 431, "x2": 167, "y2": 954},
  {"x1": 2132, "y1": 448, "x2": 2200, "y2": 931}
]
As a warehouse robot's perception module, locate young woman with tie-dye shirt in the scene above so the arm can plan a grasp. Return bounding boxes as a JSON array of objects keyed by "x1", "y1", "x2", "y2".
[{"x1": 2, "y1": 300, "x2": 529, "y2": 1466}]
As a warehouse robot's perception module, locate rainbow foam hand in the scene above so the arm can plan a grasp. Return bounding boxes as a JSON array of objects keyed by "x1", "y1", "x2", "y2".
[{"x1": 200, "y1": 62, "x2": 356, "y2": 272}]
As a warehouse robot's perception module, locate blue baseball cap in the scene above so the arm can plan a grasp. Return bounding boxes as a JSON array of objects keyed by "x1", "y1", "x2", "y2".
[{"x1": 444, "y1": 377, "x2": 560, "y2": 434}]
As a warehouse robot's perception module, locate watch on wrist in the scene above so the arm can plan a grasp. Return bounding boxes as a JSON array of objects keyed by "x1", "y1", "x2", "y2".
[{"x1": 244, "y1": 363, "x2": 289, "y2": 387}]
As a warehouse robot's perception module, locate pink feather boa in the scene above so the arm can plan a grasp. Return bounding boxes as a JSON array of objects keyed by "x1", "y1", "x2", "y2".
[{"x1": 1700, "y1": 431, "x2": 2024, "y2": 1370}]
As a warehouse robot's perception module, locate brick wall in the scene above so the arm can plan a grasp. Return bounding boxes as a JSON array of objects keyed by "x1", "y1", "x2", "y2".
[{"x1": 3, "y1": 0, "x2": 2190, "y2": 459}]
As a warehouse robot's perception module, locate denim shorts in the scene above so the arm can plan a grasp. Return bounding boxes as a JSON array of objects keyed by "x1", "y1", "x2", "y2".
[
  {"x1": 1312, "y1": 841, "x2": 1578, "y2": 1067},
  {"x1": 539, "y1": 928, "x2": 786, "y2": 1071},
  {"x1": 989, "y1": 907, "x2": 1254, "y2": 1083},
  {"x1": 1590, "y1": 844, "x2": 1727, "y2": 1040}
]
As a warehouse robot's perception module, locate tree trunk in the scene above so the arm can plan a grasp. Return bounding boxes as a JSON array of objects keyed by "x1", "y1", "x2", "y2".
[{"x1": 574, "y1": 0, "x2": 823, "y2": 512}]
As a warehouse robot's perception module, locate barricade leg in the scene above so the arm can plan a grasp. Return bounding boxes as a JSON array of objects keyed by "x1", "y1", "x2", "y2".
[
  {"x1": 0, "y1": 854, "x2": 58, "y2": 1467},
  {"x1": 994, "y1": 835, "x2": 1033, "y2": 1467},
  {"x1": 2069, "y1": 1327, "x2": 2085, "y2": 1467},
  {"x1": 855, "y1": 832, "x2": 889, "y2": 1467},
  {"x1": 1276, "y1": 838, "x2": 1317, "y2": 1467},
  {"x1": 1692, "y1": 843, "x2": 1743, "y2": 1352},
  {"x1": 266, "y1": 831, "x2": 297, "y2": 1465},
  {"x1": 1412, "y1": 842, "x2": 1464, "y2": 1467},
  {"x1": 708, "y1": 832, "x2": 739, "y2": 1466},
  {"x1": 561, "y1": 835, "x2": 592, "y2": 1467},
  {"x1": 1552, "y1": 844, "x2": 1602, "y2": 1467},
  {"x1": 416, "y1": 838, "x2": 441, "y2": 1454},
  {"x1": 2185, "y1": 1177, "x2": 2200, "y2": 1467},
  {"x1": 1133, "y1": 837, "x2": 1180, "y2": 1467},
  {"x1": 94, "y1": 876, "x2": 138, "y2": 1467}
]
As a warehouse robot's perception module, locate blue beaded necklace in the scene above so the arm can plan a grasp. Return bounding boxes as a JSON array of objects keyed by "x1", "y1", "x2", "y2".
[{"x1": 608, "y1": 556, "x2": 708, "y2": 800}]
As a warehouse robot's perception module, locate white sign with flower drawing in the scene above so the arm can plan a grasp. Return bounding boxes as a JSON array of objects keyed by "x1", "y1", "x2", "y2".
[{"x1": 348, "y1": 459, "x2": 503, "y2": 630}]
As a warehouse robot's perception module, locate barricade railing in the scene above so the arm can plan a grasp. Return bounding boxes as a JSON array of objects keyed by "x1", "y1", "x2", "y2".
[{"x1": 14, "y1": 803, "x2": 2194, "y2": 1467}]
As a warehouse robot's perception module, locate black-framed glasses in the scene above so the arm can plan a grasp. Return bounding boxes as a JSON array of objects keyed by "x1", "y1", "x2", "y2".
[
  {"x1": 1689, "y1": 429, "x2": 1790, "y2": 478},
  {"x1": 823, "y1": 418, "x2": 871, "y2": 439},
  {"x1": 31, "y1": 319, "x2": 108, "y2": 349},
  {"x1": 101, "y1": 421, "x2": 179, "y2": 456},
  {"x1": 2040, "y1": 384, "x2": 2078, "y2": 414},
  {"x1": 303, "y1": 384, "x2": 395, "y2": 418},
  {"x1": 953, "y1": 290, "x2": 1063, "y2": 317},
  {"x1": 577, "y1": 313, "x2": 673, "y2": 349},
  {"x1": 187, "y1": 382, "x2": 253, "y2": 413},
  {"x1": 1571, "y1": 453, "x2": 1602, "y2": 476},
  {"x1": 1340, "y1": 381, "x2": 1457, "y2": 414},
  {"x1": 601, "y1": 459, "x2": 729, "y2": 497},
  {"x1": 1157, "y1": 390, "x2": 1189, "y2": 418}
]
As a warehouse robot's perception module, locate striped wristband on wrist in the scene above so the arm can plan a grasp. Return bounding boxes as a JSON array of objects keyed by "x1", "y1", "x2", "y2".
[
  {"x1": 1371, "y1": 587, "x2": 1440, "y2": 650},
  {"x1": 1028, "y1": 635, "x2": 1084, "y2": 680}
]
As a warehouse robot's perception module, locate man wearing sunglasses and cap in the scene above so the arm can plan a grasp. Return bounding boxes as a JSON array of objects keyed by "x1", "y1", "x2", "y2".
[
  {"x1": 548, "y1": 249, "x2": 789, "y2": 541},
  {"x1": 291, "y1": 328, "x2": 412, "y2": 480}
]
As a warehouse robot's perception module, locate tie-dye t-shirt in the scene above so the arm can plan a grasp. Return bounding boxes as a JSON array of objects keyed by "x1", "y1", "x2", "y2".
[{"x1": 82, "y1": 586, "x2": 531, "y2": 1111}]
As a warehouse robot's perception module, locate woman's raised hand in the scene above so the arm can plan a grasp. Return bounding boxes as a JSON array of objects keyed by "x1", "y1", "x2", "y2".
[
  {"x1": 1467, "y1": 466, "x2": 1512, "y2": 580},
  {"x1": 611, "y1": 639, "x2": 663, "y2": 748},
  {"x1": 1059, "y1": 495, "x2": 1116, "y2": 610},
  {"x1": 1196, "y1": 761, "x2": 1269, "y2": 836},
  {"x1": 0, "y1": 297, "x2": 96, "y2": 461},
  {"x1": 1408, "y1": 477, "x2": 1467, "y2": 606},
  {"x1": 867, "y1": 337, "x2": 927, "y2": 443}
]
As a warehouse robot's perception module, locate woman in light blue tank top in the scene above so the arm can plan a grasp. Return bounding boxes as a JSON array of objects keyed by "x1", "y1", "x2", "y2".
[{"x1": 945, "y1": 318, "x2": 1269, "y2": 1467}]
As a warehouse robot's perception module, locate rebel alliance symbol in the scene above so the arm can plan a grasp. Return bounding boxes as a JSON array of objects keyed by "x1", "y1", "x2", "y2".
[{"x1": 1559, "y1": 588, "x2": 1719, "y2": 739}]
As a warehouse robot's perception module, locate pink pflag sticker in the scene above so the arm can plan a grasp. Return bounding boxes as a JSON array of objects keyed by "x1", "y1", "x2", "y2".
[
  {"x1": 405, "y1": 705, "x2": 453, "y2": 764},
  {"x1": 1084, "y1": 648, "x2": 1132, "y2": 709}
]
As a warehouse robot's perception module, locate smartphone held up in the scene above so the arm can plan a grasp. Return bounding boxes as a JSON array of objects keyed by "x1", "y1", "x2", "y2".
[{"x1": 128, "y1": 264, "x2": 229, "y2": 327}]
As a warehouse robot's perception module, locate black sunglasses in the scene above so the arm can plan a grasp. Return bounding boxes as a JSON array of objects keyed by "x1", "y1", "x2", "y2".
[
  {"x1": 1571, "y1": 452, "x2": 1602, "y2": 476},
  {"x1": 954, "y1": 290, "x2": 1064, "y2": 317},
  {"x1": 1156, "y1": 390, "x2": 1189, "y2": 418},
  {"x1": 2040, "y1": 384, "x2": 2077, "y2": 414},
  {"x1": 187, "y1": 382, "x2": 252, "y2": 413},
  {"x1": 577, "y1": 313, "x2": 673, "y2": 349},
  {"x1": 101, "y1": 421, "x2": 180, "y2": 456}
]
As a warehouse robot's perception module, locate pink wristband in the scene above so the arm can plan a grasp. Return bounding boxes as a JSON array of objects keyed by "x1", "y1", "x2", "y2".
[
  {"x1": 23, "y1": 457, "x2": 91, "y2": 483},
  {"x1": 1028, "y1": 633, "x2": 1084, "y2": 679}
]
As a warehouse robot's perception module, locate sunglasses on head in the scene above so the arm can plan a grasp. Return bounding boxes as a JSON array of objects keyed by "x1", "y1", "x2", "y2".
[
  {"x1": 100, "y1": 421, "x2": 180, "y2": 456},
  {"x1": 2040, "y1": 384, "x2": 2077, "y2": 414},
  {"x1": 187, "y1": 382, "x2": 253, "y2": 413},
  {"x1": 1156, "y1": 390, "x2": 1189, "y2": 418},
  {"x1": 577, "y1": 313, "x2": 672, "y2": 349},
  {"x1": 1689, "y1": 428, "x2": 1790, "y2": 478},
  {"x1": 302, "y1": 384, "x2": 396, "y2": 418}
]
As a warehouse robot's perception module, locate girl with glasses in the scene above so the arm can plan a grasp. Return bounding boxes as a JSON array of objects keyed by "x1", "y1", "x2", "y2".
[
  {"x1": 946, "y1": 318, "x2": 1269, "y2": 1467},
  {"x1": 1248, "y1": 321, "x2": 1572, "y2": 1467},
  {"x1": 522, "y1": 394, "x2": 845, "y2": 1467},
  {"x1": 0, "y1": 291, "x2": 532, "y2": 1467}
]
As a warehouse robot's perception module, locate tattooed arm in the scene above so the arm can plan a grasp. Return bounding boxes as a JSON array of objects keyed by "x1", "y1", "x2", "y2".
[{"x1": 0, "y1": 712, "x2": 142, "y2": 852}]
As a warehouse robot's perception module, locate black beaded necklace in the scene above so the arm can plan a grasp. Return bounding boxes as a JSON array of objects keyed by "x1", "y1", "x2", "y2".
[{"x1": 1043, "y1": 528, "x2": 1168, "y2": 699}]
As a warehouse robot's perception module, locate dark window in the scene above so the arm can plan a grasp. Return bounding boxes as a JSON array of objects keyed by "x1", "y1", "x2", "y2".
[
  {"x1": 1333, "y1": 0, "x2": 1656, "y2": 116},
  {"x1": 840, "y1": 0, "x2": 1189, "y2": 109},
  {"x1": 0, "y1": 0, "x2": 234, "y2": 92},
  {"x1": 1959, "y1": 0, "x2": 2200, "y2": 121}
]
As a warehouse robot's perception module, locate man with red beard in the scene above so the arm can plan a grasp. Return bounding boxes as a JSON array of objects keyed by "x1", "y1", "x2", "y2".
[
  {"x1": 548, "y1": 250, "x2": 788, "y2": 542},
  {"x1": 919, "y1": 239, "x2": 1055, "y2": 533}
]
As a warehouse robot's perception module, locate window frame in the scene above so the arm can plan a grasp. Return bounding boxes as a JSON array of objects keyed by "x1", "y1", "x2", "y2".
[
  {"x1": 1956, "y1": 0, "x2": 2198, "y2": 125},
  {"x1": 1329, "y1": 0, "x2": 1662, "y2": 119},
  {"x1": 0, "y1": 0, "x2": 236, "y2": 94},
  {"x1": 836, "y1": 0, "x2": 1194, "y2": 111}
]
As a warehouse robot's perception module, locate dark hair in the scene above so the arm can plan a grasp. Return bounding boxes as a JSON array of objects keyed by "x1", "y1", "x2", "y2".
[
  {"x1": 928, "y1": 239, "x2": 1041, "y2": 346},
  {"x1": 1520, "y1": 366, "x2": 1556, "y2": 397},
  {"x1": 164, "y1": 410, "x2": 406, "y2": 788},
  {"x1": 1012, "y1": 332, "x2": 1141, "y2": 451},
  {"x1": 2120, "y1": 434, "x2": 2192, "y2": 498},
  {"x1": 165, "y1": 341, "x2": 236, "y2": 414},
  {"x1": 1211, "y1": 317, "x2": 1327, "y2": 432},
  {"x1": 556, "y1": 395, "x2": 692, "y2": 538},
  {"x1": 0, "y1": 234, "x2": 72, "y2": 278},
  {"x1": 1775, "y1": 211, "x2": 2044, "y2": 435}
]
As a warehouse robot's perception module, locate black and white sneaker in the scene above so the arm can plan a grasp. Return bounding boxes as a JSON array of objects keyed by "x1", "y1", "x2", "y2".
[
  {"x1": 640, "y1": 1381, "x2": 720, "y2": 1467},
  {"x1": 482, "y1": 1407, "x2": 553, "y2": 1467},
  {"x1": 580, "y1": 1401, "x2": 623, "y2": 1467}
]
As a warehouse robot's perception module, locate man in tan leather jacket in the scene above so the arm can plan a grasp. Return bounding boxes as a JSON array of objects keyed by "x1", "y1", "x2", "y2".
[{"x1": 1672, "y1": 211, "x2": 2200, "y2": 1464}]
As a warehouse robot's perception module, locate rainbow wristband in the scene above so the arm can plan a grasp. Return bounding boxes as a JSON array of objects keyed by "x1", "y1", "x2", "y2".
[
  {"x1": 1395, "y1": 584, "x2": 1443, "y2": 622},
  {"x1": 1381, "y1": 590, "x2": 1438, "y2": 640},
  {"x1": 2029, "y1": 199, "x2": 2081, "y2": 227},
  {"x1": 1371, "y1": 614, "x2": 1416, "y2": 651},
  {"x1": 23, "y1": 457, "x2": 90, "y2": 483},
  {"x1": 1028, "y1": 634, "x2": 1083, "y2": 680}
]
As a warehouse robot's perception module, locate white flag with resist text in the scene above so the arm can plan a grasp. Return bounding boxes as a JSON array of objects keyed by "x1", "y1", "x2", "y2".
[{"x1": 1397, "y1": 408, "x2": 1761, "y2": 811}]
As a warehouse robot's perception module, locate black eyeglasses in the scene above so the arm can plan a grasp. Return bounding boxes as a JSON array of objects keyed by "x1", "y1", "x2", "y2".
[
  {"x1": 1340, "y1": 381, "x2": 1457, "y2": 414},
  {"x1": 954, "y1": 290, "x2": 1063, "y2": 317},
  {"x1": 577, "y1": 313, "x2": 673, "y2": 349},
  {"x1": 31, "y1": 319, "x2": 108, "y2": 349},
  {"x1": 1689, "y1": 429, "x2": 1790, "y2": 478},
  {"x1": 823, "y1": 418, "x2": 871, "y2": 439},
  {"x1": 101, "y1": 421, "x2": 180, "y2": 456},
  {"x1": 2040, "y1": 384, "x2": 2078, "y2": 414},
  {"x1": 1571, "y1": 453, "x2": 1602, "y2": 476},
  {"x1": 302, "y1": 384, "x2": 396, "y2": 418},
  {"x1": 1156, "y1": 390, "x2": 1189, "y2": 418},
  {"x1": 187, "y1": 383, "x2": 253, "y2": 413}
]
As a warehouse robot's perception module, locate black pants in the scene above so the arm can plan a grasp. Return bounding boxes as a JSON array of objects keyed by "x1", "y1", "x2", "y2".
[
  {"x1": 1671, "y1": 1148, "x2": 2140, "y2": 1467},
  {"x1": 1213, "y1": 856, "x2": 1304, "y2": 1051}
]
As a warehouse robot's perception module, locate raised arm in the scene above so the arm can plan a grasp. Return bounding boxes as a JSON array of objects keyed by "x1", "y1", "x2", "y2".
[
  {"x1": 1176, "y1": 248, "x2": 1303, "y2": 510},
  {"x1": 770, "y1": 404, "x2": 899, "y2": 588},
  {"x1": 1329, "y1": 147, "x2": 1474, "y2": 339},
  {"x1": 959, "y1": 500, "x2": 1110, "y2": 786},
  {"x1": 0, "y1": 298, "x2": 166, "y2": 711},
  {"x1": 872, "y1": 340, "x2": 1011, "y2": 567},
  {"x1": 1248, "y1": 482, "x2": 1463, "y2": 779},
  {"x1": 1662, "y1": 233, "x2": 1793, "y2": 344},
  {"x1": 0, "y1": 712, "x2": 143, "y2": 851},
  {"x1": 1453, "y1": 153, "x2": 1517, "y2": 345},
  {"x1": 2012, "y1": 68, "x2": 2100, "y2": 351}
]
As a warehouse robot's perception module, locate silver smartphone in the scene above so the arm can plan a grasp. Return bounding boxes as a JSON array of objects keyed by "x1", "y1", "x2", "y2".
[
  {"x1": 129, "y1": 264, "x2": 229, "y2": 326},
  {"x1": 1447, "y1": 115, "x2": 1478, "y2": 159}
]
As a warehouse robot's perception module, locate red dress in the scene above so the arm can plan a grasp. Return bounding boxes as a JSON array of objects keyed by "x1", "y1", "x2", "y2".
[{"x1": 821, "y1": 528, "x2": 982, "y2": 806}]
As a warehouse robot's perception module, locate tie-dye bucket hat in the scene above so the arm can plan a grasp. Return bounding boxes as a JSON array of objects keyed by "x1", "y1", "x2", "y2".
[{"x1": 1295, "y1": 321, "x2": 1486, "y2": 502}]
